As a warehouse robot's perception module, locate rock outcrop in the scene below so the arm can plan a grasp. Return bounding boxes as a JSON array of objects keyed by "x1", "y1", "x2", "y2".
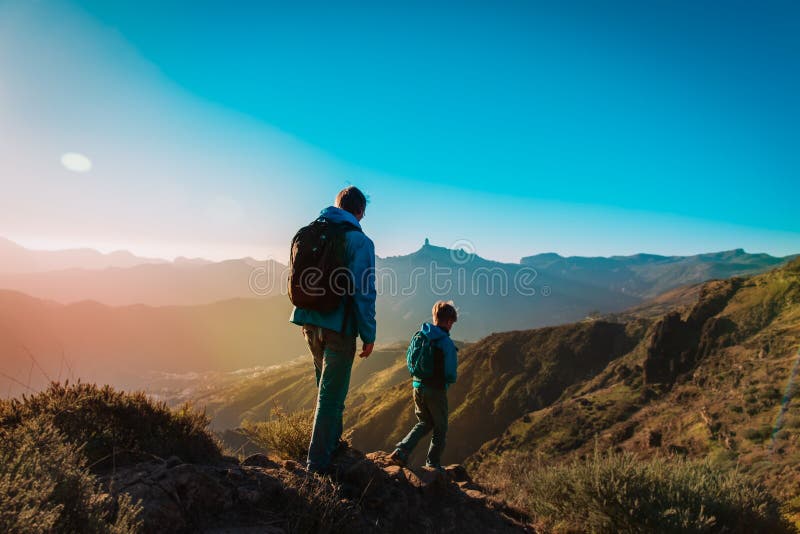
[
  {"x1": 103, "y1": 448, "x2": 530, "y2": 533},
  {"x1": 643, "y1": 278, "x2": 741, "y2": 385}
]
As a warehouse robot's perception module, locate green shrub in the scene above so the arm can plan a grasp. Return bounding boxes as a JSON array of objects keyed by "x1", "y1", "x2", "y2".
[
  {"x1": 241, "y1": 408, "x2": 314, "y2": 462},
  {"x1": 481, "y1": 447, "x2": 791, "y2": 533},
  {"x1": 0, "y1": 415, "x2": 142, "y2": 533},
  {"x1": 0, "y1": 382, "x2": 222, "y2": 470}
]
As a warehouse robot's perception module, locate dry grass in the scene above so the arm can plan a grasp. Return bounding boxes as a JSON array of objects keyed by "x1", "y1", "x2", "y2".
[
  {"x1": 0, "y1": 414, "x2": 142, "y2": 533},
  {"x1": 482, "y1": 446, "x2": 792, "y2": 533},
  {"x1": 0, "y1": 382, "x2": 226, "y2": 532},
  {"x1": 283, "y1": 472, "x2": 359, "y2": 533},
  {"x1": 0, "y1": 381, "x2": 222, "y2": 470},
  {"x1": 240, "y1": 407, "x2": 315, "y2": 462}
]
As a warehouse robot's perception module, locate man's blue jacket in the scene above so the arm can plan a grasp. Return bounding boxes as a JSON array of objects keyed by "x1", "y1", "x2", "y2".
[{"x1": 289, "y1": 206, "x2": 377, "y2": 344}]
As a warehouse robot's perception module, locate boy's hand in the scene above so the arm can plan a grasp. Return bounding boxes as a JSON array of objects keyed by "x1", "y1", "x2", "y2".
[{"x1": 359, "y1": 342, "x2": 374, "y2": 359}]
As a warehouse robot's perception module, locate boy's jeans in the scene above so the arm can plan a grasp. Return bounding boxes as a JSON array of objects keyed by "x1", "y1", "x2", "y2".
[
  {"x1": 302, "y1": 324, "x2": 356, "y2": 472},
  {"x1": 395, "y1": 386, "x2": 448, "y2": 467}
]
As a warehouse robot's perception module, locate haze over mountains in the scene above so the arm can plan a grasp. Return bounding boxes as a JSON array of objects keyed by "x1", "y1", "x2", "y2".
[
  {"x1": 0, "y1": 291, "x2": 306, "y2": 397},
  {"x1": 0, "y1": 236, "x2": 169, "y2": 273},
  {"x1": 2, "y1": 237, "x2": 793, "y2": 309},
  {"x1": 0, "y1": 237, "x2": 280, "y2": 305},
  {"x1": 0, "y1": 236, "x2": 796, "y2": 397}
]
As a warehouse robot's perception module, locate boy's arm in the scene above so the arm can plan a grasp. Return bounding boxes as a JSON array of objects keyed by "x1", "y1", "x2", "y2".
[{"x1": 444, "y1": 339, "x2": 458, "y2": 384}]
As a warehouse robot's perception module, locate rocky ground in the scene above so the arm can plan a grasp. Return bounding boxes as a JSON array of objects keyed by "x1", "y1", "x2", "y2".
[{"x1": 102, "y1": 447, "x2": 530, "y2": 533}]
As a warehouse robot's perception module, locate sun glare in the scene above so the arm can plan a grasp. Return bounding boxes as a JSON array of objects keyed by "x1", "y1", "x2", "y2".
[{"x1": 60, "y1": 152, "x2": 93, "y2": 173}]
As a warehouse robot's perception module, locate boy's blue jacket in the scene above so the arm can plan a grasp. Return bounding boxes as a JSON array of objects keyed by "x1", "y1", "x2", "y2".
[
  {"x1": 413, "y1": 322, "x2": 458, "y2": 389},
  {"x1": 289, "y1": 206, "x2": 377, "y2": 344}
]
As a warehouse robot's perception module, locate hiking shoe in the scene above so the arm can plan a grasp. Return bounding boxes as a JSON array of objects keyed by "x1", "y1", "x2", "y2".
[
  {"x1": 388, "y1": 449, "x2": 407, "y2": 467},
  {"x1": 425, "y1": 462, "x2": 445, "y2": 473}
]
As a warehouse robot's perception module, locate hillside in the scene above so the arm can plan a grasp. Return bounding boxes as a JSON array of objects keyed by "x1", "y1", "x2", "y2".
[
  {"x1": 4, "y1": 260, "x2": 798, "y2": 531},
  {"x1": 3, "y1": 240, "x2": 798, "y2": 491},
  {"x1": 469, "y1": 258, "x2": 800, "y2": 504},
  {"x1": 150, "y1": 343, "x2": 414, "y2": 432},
  {"x1": 0, "y1": 383, "x2": 528, "y2": 533},
  {"x1": 192, "y1": 258, "x2": 800, "y2": 496},
  {"x1": 347, "y1": 258, "x2": 800, "y2": 473}
]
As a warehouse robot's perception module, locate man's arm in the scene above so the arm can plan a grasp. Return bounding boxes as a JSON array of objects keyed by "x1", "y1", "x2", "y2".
[{"x1": 349, "y1": 233, "x2": 376, "y2": 353}]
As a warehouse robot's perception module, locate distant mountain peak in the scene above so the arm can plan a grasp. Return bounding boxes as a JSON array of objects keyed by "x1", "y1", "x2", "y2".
[
  {"x1": 173, "y1": 256, "x2": 213, "y2": 266},
  {"x1": 408, "y1": 239, "x2": 482, "y2": 263},
  {"x1": 0, "y1": 236, "x2": 167, "y2": 274},
  {"x1": 520, "y1": 252, "x2": 563, "y2": 262},
  {"x1": 0, "y1": 236, "x2": 26, "y2": 250}
]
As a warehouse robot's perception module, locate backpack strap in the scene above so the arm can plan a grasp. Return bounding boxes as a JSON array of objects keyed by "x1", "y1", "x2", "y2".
[{"x1": 333, "y1": 220, "x2": 361, "y2": 334}]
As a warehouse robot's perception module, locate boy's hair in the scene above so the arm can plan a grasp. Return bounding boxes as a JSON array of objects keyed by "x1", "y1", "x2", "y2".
[
  {"x1": 335, "y1": 186, "x2": 368, "y2": 216},
  {"x1": 432, "y1": 301, "x2": 458, "y2": 323}
]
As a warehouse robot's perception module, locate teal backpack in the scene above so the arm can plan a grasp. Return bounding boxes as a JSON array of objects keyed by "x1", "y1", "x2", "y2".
[{"x1": 406, "y1": 330, "x2": 435, "y2": 378}]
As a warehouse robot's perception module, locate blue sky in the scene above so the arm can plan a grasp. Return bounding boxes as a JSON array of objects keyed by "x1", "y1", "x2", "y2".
[{"x1": 0, "y1": 0, "x2": 797, "y2": 262}]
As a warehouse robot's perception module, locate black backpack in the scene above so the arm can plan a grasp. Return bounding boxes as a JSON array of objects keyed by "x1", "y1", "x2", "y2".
[{"x1": 288, "y1": 219, "x2": 361, "y2": 313}]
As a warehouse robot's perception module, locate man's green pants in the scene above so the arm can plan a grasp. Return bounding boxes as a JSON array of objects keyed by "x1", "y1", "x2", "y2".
[{"x1": 302, "y1": 324, "x2": 356, "y2": 473}]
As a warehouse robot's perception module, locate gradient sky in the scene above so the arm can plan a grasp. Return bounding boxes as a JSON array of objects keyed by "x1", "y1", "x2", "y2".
[{"x1": 1, "y1": 0, "x2": 798, "y2": 262}]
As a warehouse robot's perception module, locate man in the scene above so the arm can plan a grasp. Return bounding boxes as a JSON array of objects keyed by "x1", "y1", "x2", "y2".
[{"x1": 290, "y1": 186, "x2": 376, "y2": 474}]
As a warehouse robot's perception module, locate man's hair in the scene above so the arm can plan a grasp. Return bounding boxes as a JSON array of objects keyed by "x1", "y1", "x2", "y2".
[
  {"x1": 335, "y1": 186, "x2": 368, "y2": 216},
  {"x1": 432, "y1": 300, "x2": 458, "y2": 323}
]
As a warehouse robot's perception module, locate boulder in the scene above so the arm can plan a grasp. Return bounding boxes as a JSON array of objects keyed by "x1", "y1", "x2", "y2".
[{"x1": 241, "y1": 453, "x2": 279, "y2": 469}]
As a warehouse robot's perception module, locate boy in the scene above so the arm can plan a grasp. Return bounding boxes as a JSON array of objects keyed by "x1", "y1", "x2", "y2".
[{"x1": 389, "y1": 301, "x2": 458, "y2": 469}]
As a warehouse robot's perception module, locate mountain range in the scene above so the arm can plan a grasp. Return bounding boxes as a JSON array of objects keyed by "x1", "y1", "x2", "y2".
[
  {"x1": 521, "y1": 248, "x2": 793, "y2": 299},
  {"x1": 157, "y1": 257, "x2": 800, "y2": 502},
  {"x1": 0, "y1": 236, "x2": 170, "y2": 273},
  {"x1": 0, "y1": 237, "x2": 280, "y2": 306},
  {"x1": 1, "y1": 237, "x2": 793, "y2": 312},
  {"x1": 3, "y1": 236, "x2": 800, "y2": 525},
  {"x1": 373, "y1": 243, "x2": 794, "y2": 340},
  {"x1": 0, "y1": 236, "x2": 796, "y2": 398}
]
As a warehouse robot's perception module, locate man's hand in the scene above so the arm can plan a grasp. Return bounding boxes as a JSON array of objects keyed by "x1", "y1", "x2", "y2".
[{"x1": 359, "y1": 342, "x2": 374, "y2": 359}]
